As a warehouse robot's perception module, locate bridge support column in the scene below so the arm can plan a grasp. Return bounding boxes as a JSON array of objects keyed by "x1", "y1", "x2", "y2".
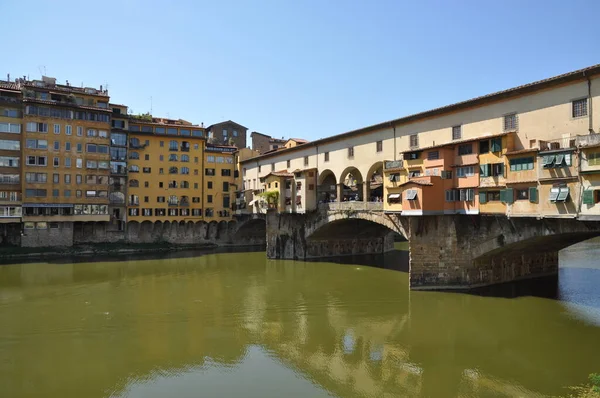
[{"x1": 336, "y1": 183, "x2": 342, "y2": 202}]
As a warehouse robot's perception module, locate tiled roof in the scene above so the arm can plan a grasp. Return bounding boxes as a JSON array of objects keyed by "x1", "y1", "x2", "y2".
[
  {"x1": 289, "y1": 138, "x2": 309, "y2": 143},
  {"x1": 506, "y1": 180, "x2": 538, "y2": 184},
  {"x1": 506, "y1": 148, "x2": 540, "y2": 155},
  {"x1": 398, "y1": 180, "x2": 433, "y2": 187},
  {"x1": 451, "y1": 161, "x2": 479, "y2": 167},
  {"x1": 23, "y1": 82, "x2": 109, "y2": 97},
  {"x1": 22, "y1": 97, "x2": 112, "y2": 112},
  {"x1": 0, "y1": 81, "x2": 21, "y2": 91},
  {"x1": 266, "y1": 170, "x2": 294, "y2": 178}
]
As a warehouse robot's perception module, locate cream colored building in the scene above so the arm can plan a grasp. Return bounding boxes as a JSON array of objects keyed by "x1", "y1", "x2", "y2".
[{"x1": 240, "y1": 64, "x2": 600, "y2": 220}]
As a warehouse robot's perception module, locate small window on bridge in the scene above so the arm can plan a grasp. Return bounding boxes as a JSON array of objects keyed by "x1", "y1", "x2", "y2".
[{"x1": 405, "y1": 189, "x2": 417, "y2": 200}]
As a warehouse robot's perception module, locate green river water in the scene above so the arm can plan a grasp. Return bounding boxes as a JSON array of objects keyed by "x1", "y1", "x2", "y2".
[{"x1": 0, "y1": 240, "x2": 599, "y2": 398}]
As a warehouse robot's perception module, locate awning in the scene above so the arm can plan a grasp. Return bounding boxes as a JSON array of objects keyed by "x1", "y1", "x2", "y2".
[
  {"x1": 23, "y1": 203, "x2": 74, "y2": 208},
  {"x1": 388, "y1": 193, "x2": 400, "y2": 199}
]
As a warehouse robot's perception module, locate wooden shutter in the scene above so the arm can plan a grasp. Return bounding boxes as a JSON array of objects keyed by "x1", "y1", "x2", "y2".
[
  {"x1": 504, "y1": 188, "x2": 514, "y2": 204},
  {"x1": 583, "y1": 189, "x2": 594, "y2": 205},
  {"x1": 528, "y1": 187, "x2": 538, "y2": 203},
  {"x1": 479, "y1": 191, "x2": 487, "y2": 204}
]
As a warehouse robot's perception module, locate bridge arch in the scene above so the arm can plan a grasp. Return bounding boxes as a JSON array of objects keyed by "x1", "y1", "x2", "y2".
[
  {"x1": 365, "y1": 161, "x2": 383, "y2": 202},
  {"x1": 339, "y1": 166, "x2": 364, "y2": 201},
  {"x1": 305, "y1": 210, "x2": 407, "y2": 240},
  {"x1": 317, "y1": 169, "x2": 338, "y2": 202}
]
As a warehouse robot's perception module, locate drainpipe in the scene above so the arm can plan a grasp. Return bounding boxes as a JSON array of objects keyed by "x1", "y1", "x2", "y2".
[{"x1": 585, "y1": 71, "x2": 594, "y2": 134}]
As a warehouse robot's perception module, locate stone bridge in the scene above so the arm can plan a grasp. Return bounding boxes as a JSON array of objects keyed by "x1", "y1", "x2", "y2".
[{"x1": 232, "y1": 204, "x2": 600, "y2": 290}]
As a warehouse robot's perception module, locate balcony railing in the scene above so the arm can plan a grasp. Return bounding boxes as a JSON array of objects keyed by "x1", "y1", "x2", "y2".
[{"x1": 318, "y1": 201, "x2": 384, "y2": 212}]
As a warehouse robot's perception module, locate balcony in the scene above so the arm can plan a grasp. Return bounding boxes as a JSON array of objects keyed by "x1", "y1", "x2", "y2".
[
  {"x1": 168, "y1": 202, "x2": 178, "y2": 207},
  {"x1": 0, "y1": 95, "x2": 21, "y2": 104}
]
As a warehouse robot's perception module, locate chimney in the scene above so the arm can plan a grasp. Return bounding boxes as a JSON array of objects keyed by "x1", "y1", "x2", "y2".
[
  {"x1": 100, "y1": 85, "x2": 103, "y2": 91},
  {"x1": 66, "y1": 80, "x2": 69, "y2": 86},
  {"x1": 6, "y1": 73, "x2": 9, "y2": 82}
]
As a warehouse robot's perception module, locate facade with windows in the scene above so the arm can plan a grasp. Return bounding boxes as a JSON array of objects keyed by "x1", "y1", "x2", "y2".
[
  {"x1": 20, "y1": 76, "x2": 112, "y2": 246},
  {"x1": 127, "y1": 118, "x2": 206, "y2": 223},
  {"x1": 203, "y1": 145, "x2": 236, "y2": 220},
  {"x1": 0, "y1": 81, "x2": 23, "y2": 229},
  {"x1": 108, "y1": 104, "x2": 128, "y2": 231},
  {"x1": 206, "y1": 120, "x2": 247, "y2": 148}
]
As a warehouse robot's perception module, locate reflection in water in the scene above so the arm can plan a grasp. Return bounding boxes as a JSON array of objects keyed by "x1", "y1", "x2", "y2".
[{"x1": 0, "y1": 239, "x2": 599, "y2": 398}]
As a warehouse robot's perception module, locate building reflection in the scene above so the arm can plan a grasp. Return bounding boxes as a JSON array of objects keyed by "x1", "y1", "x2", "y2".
[{"x1": 0, "y1": 249, "x2": 599, "y2": 397}]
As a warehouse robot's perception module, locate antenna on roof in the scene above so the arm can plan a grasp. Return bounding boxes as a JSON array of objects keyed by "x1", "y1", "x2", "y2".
[{"x1": 38, "y1": 65, "x2": 46, "y2": 77}]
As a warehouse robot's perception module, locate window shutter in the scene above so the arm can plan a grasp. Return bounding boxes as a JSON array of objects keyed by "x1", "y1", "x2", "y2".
[
  {"x1": 497, "y1": 163, "x2": 504, "y2": 176},
  {"x1": 583, "y1": 189, "x2": 594, "y2": 205},
  {"x1": 491, "y1": 137, "x2": 502, "y2": 152},
  {"x1": 480, "y1": 164, "x2": 487, "y2": 177},
  {"x1": 505, "y1": 188, "x2": 514, "y2": 204},
  {"x1": 479, "y1": 191, "x2": 487, "y2": 204},
  {"x1": 528, "y1": 187, "x2": 538, "y2": 203}
]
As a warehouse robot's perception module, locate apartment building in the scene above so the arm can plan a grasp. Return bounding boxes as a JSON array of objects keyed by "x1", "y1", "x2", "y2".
[
  {"x1": 206, "y1": 120, "x2": 247, "y2": 148},
  {"x1": 126, "y1": 117, "x2": 205, "y2": 223},
  {"x1": 109, "y1": 104, "x2": 128, "y2": 231},
  {"x1": 20, "y1": 76, "x2": 111, "y2": 246},
  {"x1": 250, "y1": 131, "x2": 286, "y2": 154},
  {"x1": 0, "y1": 80, "x2": 23, "y2": 242},
  {"x1": 203, "y1": 144, "x2": 236, "y2": 220}
]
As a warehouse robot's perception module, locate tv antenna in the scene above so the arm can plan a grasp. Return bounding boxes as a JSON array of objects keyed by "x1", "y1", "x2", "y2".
[{"x1": 38, "y1": 65, "x2": 46, "y2": 77}]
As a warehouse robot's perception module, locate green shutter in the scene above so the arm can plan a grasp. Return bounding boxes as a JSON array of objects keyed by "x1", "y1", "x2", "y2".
[
  {"x1": 529, "y1": 187, "x2": 538, "y2": 203},
  {"x1": 505, "y1": 188, "x2": 514, "y2": 204},
  {"x1": 479, "y1": 191, "x2": 487, "y2": 204},
  {"x1": 583, "y1": 189, "x2": 594, "y2": 205},
  {"x1": 491, "y1": 137, "x2": 502, "y2": 152}
]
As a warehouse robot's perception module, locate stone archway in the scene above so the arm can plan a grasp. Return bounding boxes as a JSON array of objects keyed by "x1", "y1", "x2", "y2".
[
  {"x1": 339, "y1": 166, "x2": 364, "y2": 202},
  {"x1": 366, "y1": 162, "x2": 383, "y2": 202},
  {"x1": 317, "y1": 169, "x2": 337, "y2": 203}
]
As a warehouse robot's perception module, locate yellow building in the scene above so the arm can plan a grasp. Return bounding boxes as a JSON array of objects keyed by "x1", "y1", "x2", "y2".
[
  {"x1": 503, "y1": 148, "x2": 540, "y2": 217},
  {"x1": 580, "y1": 143, "x2": 600, "y2": 220},
  {"x1": 20, "y1": 76, "x2": 111, "y2": 246},
  {"x1": 478, "y1": 133, "x2": 514, "y2": 214},
  {"x1": 383, "y1": 160, "x2": 405, "y2": 213},
  {"x1": 203, "y1": 144, "x2": 236, "y2": 220},
  {"x1": 126, "y1": 117, "x2": 205, "y2": 223}
]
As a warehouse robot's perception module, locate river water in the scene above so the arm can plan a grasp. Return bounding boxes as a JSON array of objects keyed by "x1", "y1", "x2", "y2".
[{"x1": 0, "y1": 240, "x2": 599, "y2": 398}]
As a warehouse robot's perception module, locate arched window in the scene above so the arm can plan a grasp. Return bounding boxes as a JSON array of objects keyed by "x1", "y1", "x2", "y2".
[
  {"x1": 169, "y1": 154, "x2": 178, "y2": 161},
  {"x1": 180, "y1": 180, "x2": 189, "y2": 188},
  {"x1": 181, "y1": 167, "x2": 190, "y2": 175},
  {"x1": 169, "y1": 140, "x2": 178, "y2": 151},
  {"x1": 168, "y1": 180, "x2": 178, "y2": 188},
  {"x1": 128, "y1": 179, "x2": 139, "y2": 187},
  {"x1": 128, "y1": 151, "x2": 139, "y2": 159},
  {"x1": 181, "y1": 154, "x2": 189, "y2": 162},
  {"x1": 168, "y1": 195, "x2": 178, "y2": 205},
  {"x1": 128, "y1": 165, "x2": 139, "y2": 173},
  {"x1": 169, "y1": 166, "x2": 178, "y2": 174},
  {"x1": 129, "y1": 138, "x2": 141, "y2": 147},
  {"x1": 180, "y1": 196, "x2": 189, "y2": 206}
]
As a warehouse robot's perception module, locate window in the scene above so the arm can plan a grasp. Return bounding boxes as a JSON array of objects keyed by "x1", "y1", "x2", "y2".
[
  {"x1": 65, "y1": 125, "x2": 72, "y2": 135},
  {"x1": 516, "y1": 188, "x2": 529, "y2": 200},
  {"x1": 490, "y1": 137, "x2": 502, "y2": 152},
  {"x1": 181, "y1": 155, "x2": 189, "y2": 162},
  {"x1": 456, "y1": 166, "x2": 474, "y2": 178},
  {"x1": 408, "y1": 170, "x2": 421, "y2": 178},
  {"x1": 87, "y1": 129, "x2": 97, "y2": 137},
  {"x1": 169, "y1": 166, "x2": 178, "y2": 174},
  {"x1": 572, "y1": 98, "x2": 588, "y2": 118},
  {"x1": 26, "y1": 156, "x2": 47, "y2": 166},
  {"x1": 26, "y1": 122, "x2": 48, "y2": 133},
  {"x1": 194, "y1": 183, "x2": 198, "y2": 189},
  {"x1": 405, "y1": 189, "x2": 418, "y2": 200},
  {"x1": 52, "y1": 189, "x2": 59, "y2": 197},
  {"x1": 0, "y1": 123, "x2": 21, "y2": 133},
  {"x1": 77, "y1": 143, "x2": 82, "y2": 152},
  {"x1": 376, "y1": 141, "x2": 383, "y2": 152},
  {"x1": 76, "y1": 174, "x2": 82, "y2": 184},
  {"x1": 409, "y1": 134, "x2": 418, "y2": 148},
  {"x1": 3, "y1": 109, "x2": 19, "y2": 118},
  {"x1": 169, "y1": 140, "x2": 178, "y2": 151},
  {"x1": 145, "y1": 154, "x2": 150, "y2": 161},
  {"x1": 207, "y1": 181, "x2": 213, "y2": 189},
  {"x1": 510, "y1": 157, "x2": 534, "y2": 171},
  {"x1": 144, "y1": 196, "x2": 149, "y2": 203},
  {"x1": 427, "y1": 151, "x2": 439, "y2": 160},
  {"x1": 223, "y1": 182, "x2": 229, "y2": 192},
  {"x1": 65, "y1": 142, "x2": 71, "y2": 151},
  {"x1": 348, "y1": 147, "x2": 354, "y2": 157},
  {"x1": 487, "y1": 191, "x2": 501, "y2": 201},
  {"x1": 480, "y1": 163, "x2": 504, "y2": 177},
  {"x1": 0, "y1": 139, "x2": 20, "y2": 151},
  {"x1": 169, "y1": 154, "x2": 178, "y2": 161},
  {"x1": 129, "y1": 208, "x2": 139, "y2": 216},
  {"x1": 223, "y1": 195, "x2": 230, "y2": 209},
  {"x1": 129, "y1": 151, "x2": 139, "y2": 159},
  {"x1": 76, "y1": 190, "x2": 82, "y2": 198},
  {"x1": 143, "y1": 167, "x2": 151, "y2": 173},
  {"x1": 157, "y1": 196, "x2": 165, "y2": 203},
  {"x1": 324, "y1": 152, "x2": 329, "y2": 162},
  {"x1": 53, "y1": 141, "x2": 59, "y2": 151},
  {"x1": 221, "y1": 169, "x2": 232, "y2": 177},
  {"x1": 181, "y1": 167, "x2": 189, "y2": 175},
  {"x1": 53, "y1": 173, "x2": 59, "y2": 183},
  {"x1": 207, "y1": 155, "x2": 215, "y2": 163},
  {"x1": 445, "y1": 189, "x2": 459, "y2": 202},
  {"x1": 207, "y1": 195, "x2": 213, "y2": 203},
  {"x1": 26, "y1": 139, "x2": 47, "y2": 149},
  {"x1": 452, "y1": 125, "x2": 462, "y2": 140},
  {"x1": 582, "y1": 189, "x2": 600, "y2": 205},
  {"x1": 589, "y1": 152, "x2": 600, "y2": 166},
  {"x1": 159, "y1": 168, "x2": 164, "y2": 174},
  {"x1": 87, "y1": 160, "x2": 98, "y2": 169},
  {"x1": 0, "y1": 156, "x2": 19, "y2": 168},
  {"x1": 304, "y1": 156, "x2": 309, "y2": 166},
  {"x1": 25, "y1": 189, "x2": 47, "y2": 198},
  {"x1": 64, "y1": 190, "x2": 71, "y2": 197},
  {"x1": 143, "y1": 208, "x2": 152, "y2": 216},
  {"x1": 542, "y1": 153, "x2": 572, "y2": 168},
  {"x1": 503, "y1": 113, "x2": 518, "y2": 131},
  {"x1": 77, "y1": 126, "x2": 83, "y2": 136},
  {"x1": 54, "y1": 124, "x2": 60, "y2": 134},
  {"x1": 479, "y1": 140, "x2": 489, "y2": 154},
  {"x1": 459, "y1": 188, "x2": 475, "y2": 201},
  {"x1": 550, "y1": 186, "x2": 570, "y2": 202}
]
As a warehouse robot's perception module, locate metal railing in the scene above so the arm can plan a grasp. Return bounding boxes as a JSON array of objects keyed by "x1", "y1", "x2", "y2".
[{"x1": 318, "y1": 201, "x2": 384, "y2": 211}]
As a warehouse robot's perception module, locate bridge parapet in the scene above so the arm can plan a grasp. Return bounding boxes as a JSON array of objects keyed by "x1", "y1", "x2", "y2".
[{"x1": 318, "y1": 201, "x2": 383, "y2": 212}]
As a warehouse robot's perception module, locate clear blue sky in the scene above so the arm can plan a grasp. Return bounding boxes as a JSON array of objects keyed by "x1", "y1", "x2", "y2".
[{"x1": 3, "y1": 0, "x2": 599, "y2": 143}]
